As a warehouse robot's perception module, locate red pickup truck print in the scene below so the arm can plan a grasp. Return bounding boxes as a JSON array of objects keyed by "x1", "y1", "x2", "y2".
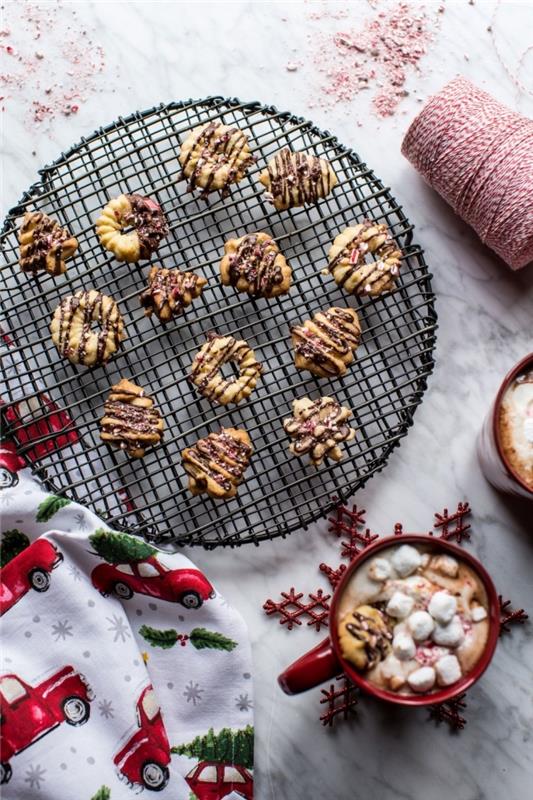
[
  {"x1": 0, "y1": 539, "x2": 63, "y2": 617},
  {"x1": 0, "y1": 665, "x2": 94, "y2": 785},
  {"x1": 114, "y1": 685, "x2": 170, "y2": 792},
  {"x1": 91, "y1": 557, "x2": 215, "y2": 609},
  {"x1": 185, "y1": 761, "x2": 254, "y2": 800},
  {"x1": 2, "y1": 394, "x2": 78, "y2": 464},
  {"x1": 0, "y1": 441, "x2": 26, "y2": 490}
]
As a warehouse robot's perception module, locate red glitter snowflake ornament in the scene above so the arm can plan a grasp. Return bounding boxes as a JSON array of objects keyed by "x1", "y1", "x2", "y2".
[
  {"x1": 429, "y1": 693, "x2": 468, "y2": 731},
  {"x1": 432, "y1": 501, "x2": 472, "y2": 543},
  {"x1": 319, "y1": 674, "x2": 359, "y2": 727},
  {"x1": 499, "y1": 596, "x2": 528, "y2": 635},
  {"x1": 263, "y1": 588, "x2": 331, "y2": 631}
]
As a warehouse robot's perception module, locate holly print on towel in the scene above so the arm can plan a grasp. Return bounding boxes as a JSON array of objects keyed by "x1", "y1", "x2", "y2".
[
  {"x1": 0, "y1": 535, "x2": 63, "y2": 616},
  {"x1": 36, "y1": 494, "x2": 71, "y2": 523},
  {"x1": 172, "y1": 726, "x2": 254, "y2": 800},
  {"x1": 139, "y1": 625, "x2": 237, "y2": 651},
  {"x1": 113, "y1": 685, "x2": 170, "y2": 792},
  {"x1": 0, "y1": 665, "x2": 94, "y2": 787},
  {"x1": 89, "y1": 529, "x2": 215, "y2": 608}
]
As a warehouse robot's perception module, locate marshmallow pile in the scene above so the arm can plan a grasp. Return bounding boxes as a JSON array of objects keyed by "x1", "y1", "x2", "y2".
[{"x1": 364, "y1": 544, "x2": 488, "y2": 695}]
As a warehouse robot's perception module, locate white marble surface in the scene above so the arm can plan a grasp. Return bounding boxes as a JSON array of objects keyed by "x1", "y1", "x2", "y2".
[{"x1": 3, "y1": 1, "x2": 533, "y2": 799}]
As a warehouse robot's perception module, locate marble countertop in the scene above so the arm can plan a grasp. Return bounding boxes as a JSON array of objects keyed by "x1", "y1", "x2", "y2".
[{"x1": 3, "y1": 2, "x2": 533, "y2": 799}]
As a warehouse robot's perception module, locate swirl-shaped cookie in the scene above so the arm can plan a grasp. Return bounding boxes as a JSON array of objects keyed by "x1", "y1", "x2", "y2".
[
  {"x1": 182, "y1": 427, "x2": 252, "y2": 499},
  {"x1": 179, "y1": 121, "x2": 254, "y2": 199},
  {"x1": 189, "y1": 333, "x2": 263, "y2": 406},
  {"x1": 283, "y1": 396, "x2": 356, "y2": 466},
  {"x1": 100, "y1": 379, "x2": 164, "y2": 458},
  {"x1": 338, "y1": 605, "x2": 393, "y2": 671},
  {"x1": 19, "y1": 211, "x2": 78, "y2": 276},
  {"x1": 96, "y1": 194, "x2": 168, "y2": 262},
  {"x1": 259, "y1": 148, "x2": 338, "y2": 211},
  {"x1": 291, "y1": 306, "x2": 361, "y2": 378},
  {"x1": 140, "y1": 266, "x2": 207, "y2": 323},
  {"x1": 51, "y1": 289, "x2": 125, "y2": 366},
  {"x1": 327, "y1": 220, "x2": 402, "y2": 297},
  {"x1": 220, "y1": 232, "x2": 292, "y2": 298}
]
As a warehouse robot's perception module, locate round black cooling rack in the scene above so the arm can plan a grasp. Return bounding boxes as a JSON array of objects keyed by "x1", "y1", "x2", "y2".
[{"x1": 0, "y1": 96, "x2": 437, "y2": 548}]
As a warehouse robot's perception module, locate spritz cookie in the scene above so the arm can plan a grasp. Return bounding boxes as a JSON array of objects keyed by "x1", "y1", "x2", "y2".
[
  {"x1": 189, "y1": 333, "x2": 263, "y2": 406},
  {"x1": 283, "y1": 396, "x2": 356, "y2": 466},
  {"x1": 19, "y1": 211, "x2": 78, "y2": 276},
  {"x1": 182, "y1": 427, "x2": 253, "y2": 499},
  {"x1": 51, "y1": 289, "x2": 125, "y2": 366},
  {"x1": 259, "y1": 148, "x2": 338, "y2": 211},
  {"x1": 141, "y1": 266, "x2": 207, "y2": 323},
  {"x1": 291, "y1": 306, "x2": 361, "y2": 378},
  {"x1": 96, "y1": 193, "x2": 168, "y2": 262},
  {"x1": 220, "y1": 232, "x2": 292, "y2": 298},
  {"x1": 100, "y1": 379, "x2": 164, "y2": 458},
  {"x1": 327, "y1": 220, "x2": 402, "y2": 297}
]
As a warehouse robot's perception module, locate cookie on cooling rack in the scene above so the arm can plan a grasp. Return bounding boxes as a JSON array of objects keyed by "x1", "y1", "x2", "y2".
[
  {"x1": 189, "y1": 332, "x2": 263, "y2": 406},
  {"x1": 220, "y1": 232, "x2": 292, "y2": 298},
  {"x1": 259, "y1": 148, "x2": 338, "y2": 211},
  {"x1": 182, "y1": 427, "x2": 253, "y2": 499},
  {"x1": 100, "y1": 379, "x2": 164, "y2": 458},
  {"x1": 18, "y1": 211, "x2": 78, "y2": 276},
  {"x1": 283, "y1": 396, "x2": 356, "y2": 467},
  {"x1": 140, "y1": 265, "x2": 207, "y2": 323},
  {"x1": 179, "y1": 120, "x2": 254, "y2": 199},
  {"x1": 96, "y1": 193, "x2": 168, "y2": 262},
  {"x1": 51, "y1": 289, "x2": 125, "y2": 367},
  {"x1": 291, "y1": 306, "x2": 361, "y2": 378},
  {"x1": 327, "y1": 220, "x2": 402, "y2": 297}
]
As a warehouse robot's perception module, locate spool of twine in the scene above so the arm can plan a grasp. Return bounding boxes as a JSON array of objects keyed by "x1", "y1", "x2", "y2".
[{"x1": 401, "y1": 76, "x2": 533, "y2": 270}]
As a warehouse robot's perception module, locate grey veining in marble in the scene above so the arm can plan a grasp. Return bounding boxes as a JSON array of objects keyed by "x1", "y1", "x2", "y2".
[{"x1": 2, "y1": 2, "x2": 533, "y2": 799}]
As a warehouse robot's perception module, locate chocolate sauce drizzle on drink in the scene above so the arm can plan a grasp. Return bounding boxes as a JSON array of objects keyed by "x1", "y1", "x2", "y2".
[
  {"x1": 292, "y1": 308, "x2": 361, "y2": 376},
  {"x1": 228, "y1": 234, "x2": 283, "y2": 296},
  {"x1": 267, "y1": 148, "x2": 334, "y2": 208},
  {"x1": 185, "y1": 429, "x2": 252, "y2": 491},
  {"x1": 345, "y1": 610, "x2": 393, "y2": 670},
  {"x1": 56, "y1": 290, "x2": 122, "y2": 365},
  {"x1": 180, "y1": 122, "x2": 253, "y2": 200},
  {"x1": 19, "y1": 212, "x2": 75, "y2": 275},
  {"x1": 125, "y1": 195, "x2": 168, "y2": 259}
]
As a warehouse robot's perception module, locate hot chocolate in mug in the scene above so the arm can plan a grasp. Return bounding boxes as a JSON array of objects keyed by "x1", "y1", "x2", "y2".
[{"x1": 278, "y1": 535, "x2": 500, "y2": 707}]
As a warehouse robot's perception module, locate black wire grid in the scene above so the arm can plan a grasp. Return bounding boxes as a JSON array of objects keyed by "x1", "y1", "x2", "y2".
[{"x1": 0, "y1": 97, "x2": 437, "y2": 548}]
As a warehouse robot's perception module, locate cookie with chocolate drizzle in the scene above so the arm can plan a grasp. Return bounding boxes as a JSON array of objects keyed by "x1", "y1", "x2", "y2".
[
  {"x1": 179, "y1": 120, "x2": 254, "y2": 200},
  {"x1": 96, "y1": 193, "x2": 168, "y2": 262},
  {"x1": 50, "y1": 289, "x2": 125, "y2": 367},
  {"x1": 259, "y1": 148, "x2": 338, "y2": 211},
  {"x1": 283, "y1": 396, "x2": 356, "y2": 467},
  {"x1": 189, "y1": 333, "x2": 263, "y2": 406},
  {"x1": 291, "y1": 306, "x2": 361, "y2": 378},
  {"x1": 141, "y1": 266, "x2": 207, "y2": 323},
  {"x1": 338, "y1": 605, "x2": 393, "y2": 671},
  {"x1": 182, "y1": 427, "x2": 252, "y2": 499},
  {"x1": 327, "y1": 220, "x2": 402, "y2": 297},
  {"x1": 100, "y1": 379, "x2": 164, "y2": 458},
  {"x1": 18, "y1": 211, "x2": 78, "y2": 276},
  {"x1": 220, "y1": 232, "x2": 292, "y2": 298}
]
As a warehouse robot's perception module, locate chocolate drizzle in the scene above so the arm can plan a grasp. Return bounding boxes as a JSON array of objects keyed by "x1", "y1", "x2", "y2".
[
  {"x1": 19, "y1": 211, "x2": 78, "y2": 276},
  {"x1": 179, "y1": 121, "x2": 254, "y2": 200},
  {"x1": 189, "y1": 333, "x2": 263, "y2": 406},
  {"x1": 51, "y1": 289, "x2": 125, "y2": 367},
  {"x1": 220, "y1": 232, "x2": 291, "y2": 298},
  {"x1": 140, "y1": 266, "x2": 207, "y2": 322},
  {"x1": 283, "y1": 396, "x2": 356, "y2": 466},
  {"x1": 344, "y1": 609, "x2": 393, "y2": 671},
  {"x1": 182, "y1": 427, "x2": 252, "y2": 498},
  {"x1": 100, "y1": 379, "x2": 164, "y2": 458},
  {"x1": 291, "y1": 306, "x2": 361, "y2": 378},
  {"x1": 259, "y1": 148, "x2": 338, "y2": 211},
  {"x1": 124, "y1": 194, "x2": 168, "y2": 259},
  {"x1": 328, "y1": 220, "x2": 402, "y2": 297}
]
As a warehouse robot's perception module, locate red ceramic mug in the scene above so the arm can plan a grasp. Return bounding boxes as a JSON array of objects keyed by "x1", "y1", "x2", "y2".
[
  {"x1": 278, "y1": 535, "x2": 500, "y2": 707},
  {"x1": 477, "y1": 353, "x2": 533, "y2": 502}
]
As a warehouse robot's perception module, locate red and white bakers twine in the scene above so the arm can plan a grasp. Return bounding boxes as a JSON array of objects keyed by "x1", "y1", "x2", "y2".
[{"x1": 401, "y1": 77, "x2": 533, "y2": 270}]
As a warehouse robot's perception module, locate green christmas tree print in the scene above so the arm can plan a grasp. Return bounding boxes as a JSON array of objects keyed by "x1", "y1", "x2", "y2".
[
  {"x1": 90, "y1": 788, "x2": 111, "y2": 800},
  {"x1": 89, "y1": 529, "x2": 157, "y2": 564},
  {"x1": 36, "y1": 494, "x2": 71, "y2": 523},
  {"x1": 0, "y1": 529, "x2": 30, "y2": 567},
  {"x1": 172, "y1": 725, "x2": 254, "y2": 769},
  {"x1": 139, "y1": 625, "x2": 237, "y2": 652}
]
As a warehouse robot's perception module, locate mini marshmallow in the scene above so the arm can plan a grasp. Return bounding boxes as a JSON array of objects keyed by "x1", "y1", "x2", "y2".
[
  {"x1": 391, "y1": 544, "x2": 422, "y2": 577},
  {"x1": 407, "y1": 666, "x2": 436, "y2": 693},
  {"x1": 380, "y1": 654, "x2": 404, "y2": 679},
  {"x1": 367, "y1": 557, "x2": 391, "y2": 582},
  {"x1": 386, "y1": 591, "x2": 414, "y2": 619},
  {"x1": 431, "y1": 554, "x2": 459, "y2": 578},
  {"x1": 432, "y1": 615, "x2": 465, "y2": 648},
  {"x1": 407, "y1": 610, "x2": 435, "y2": 642},
  {"x1": 393, "y1": 630, "x2": 416, "y2": 661},
  {"x1": 471, "y1": 605, "x2": 487, "y2": 622},
  {"x1": 435, "y1": 654, "x2": 462, "y2": 686},
  {"x1": 428, "y1": 590, "x2": 457, "y2": 624}
]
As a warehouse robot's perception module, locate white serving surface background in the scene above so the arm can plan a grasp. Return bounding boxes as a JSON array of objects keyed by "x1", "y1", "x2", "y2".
[{"x1": 3, "y1": 2, "x2": 533, "y2": 799}]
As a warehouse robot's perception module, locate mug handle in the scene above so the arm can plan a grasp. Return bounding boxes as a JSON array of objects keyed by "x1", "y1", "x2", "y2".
[{"x1": 278, "y1": 636, "x2": 344, "y2": 695}]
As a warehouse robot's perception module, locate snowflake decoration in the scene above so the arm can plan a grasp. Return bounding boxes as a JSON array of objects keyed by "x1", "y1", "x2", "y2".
[
  {"x1": 74, "y1": 511, "x2": 90, "y2": 531},
  {"x1": 499, "y1": 596, "x2": 528, "y2": 635},
  {"x1": 263, "y1": 588, "x2": 331, "y2": 631},
  {"x1": 98, "y1": 698, "x2": 114, "y2": 719},
  {"x1": 319, "y1": 562, "x2": 347, "y2": 589},
  {"x1": 428, "y1": 693, "x2": 468, "y2": 730},
  {"x1": 319, "y1": 675, "x2": 359, "y2": 727},
  {"x1": 51, "y1": 618, "x2": 73, "y2": 641},
  {"x1": 67, "y1": 563, "x2": 82, "y2": 582},
  {"x1": 235, "y1": 693, "x2": 253, "y2": 712},
  {"x1": 0, "y1": 491, "x2": 15, "y2": 507},
  {"x1": 24, "y1": 763, "x2": 47, "y2": 790},
  {"x1": 106, "y1": 614, "x2": 131, "y2": 643},
  {"x1": 432, "y1": 501, "x2": 471, "y2": 543},
  {"x1": 328, "y1": 503, "x2": 378, "y2": 558},
  {"x1": 183, "y1": 681, "x2": 204, "y2": 706}
]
